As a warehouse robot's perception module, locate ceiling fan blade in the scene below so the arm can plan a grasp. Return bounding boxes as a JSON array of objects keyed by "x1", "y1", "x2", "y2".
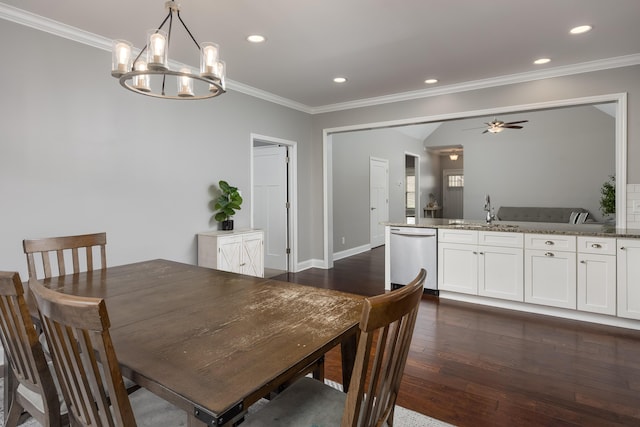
[
  {"x1": 482, "y1": 129, "x2": 489, "y2": 134},
  {"x1": 504, "y1": 120, "x2": 529, "y2": 125},
  {"x1": 504, "y1": 125, "x2": 524, "y2": 129}
]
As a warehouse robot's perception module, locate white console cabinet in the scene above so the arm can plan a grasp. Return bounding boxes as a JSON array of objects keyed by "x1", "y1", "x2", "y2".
[{"x1": 197, "y1": 229, "x2": 264, "y2": 278}]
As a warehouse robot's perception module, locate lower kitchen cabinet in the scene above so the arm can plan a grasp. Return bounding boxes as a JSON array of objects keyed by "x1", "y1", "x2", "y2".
[
  {"x1": 577, "y1": 236, "x2": 616, "y2": 316},
  {"x1": 617, "y1": 238, "x2": 640, "y2": 320},
  {"x1": 524, "y1": 234, "x2": 577, "y2": 309},
  {"x1": 197, "y1": 229, "x2": 264, "y2": 278}
]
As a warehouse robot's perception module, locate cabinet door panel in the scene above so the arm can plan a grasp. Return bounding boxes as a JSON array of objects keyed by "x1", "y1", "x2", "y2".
[
  {"x1": 242, "y1": 233, "x2": 264, "y2": 277},
  {"x1": 525, "y1": 249, "x2": 576, "y2": 309},
  {"x1": 479, "y1": 246, "x2": 523, "y2": 301},
  {"x1": 578, "y1": 254, "x2": 616, "y2": 315},
  {"x1": 218, "y1": 236, "x2": 243, "y2": 274},
  {"x1": 617, "y1": 240, "x2": 640, "y2": 320},
  {"x1": 438, "y1": 243, "x2": 478, "y2": 294}
]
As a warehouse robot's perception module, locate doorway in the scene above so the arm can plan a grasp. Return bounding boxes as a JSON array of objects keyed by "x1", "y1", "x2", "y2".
[
  {"x1": 370, "y1": 157, "x2": 389, "y2": 248},
  {"x1": 443, "y1": 168, "x2": 464, "y2": 219},
  {"x1": 404, "y1": 153, "x2": 420, "y2": 223},
  {"x1": 251, "y1": 134, "x2": 298, "y2": 273}
]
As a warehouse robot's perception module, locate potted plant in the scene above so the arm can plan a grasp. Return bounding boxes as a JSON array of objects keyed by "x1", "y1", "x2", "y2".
[
  {"x1": 214, "y1": 180, "x2": 243, "y2": 230},
  {"x1": 599, "y1": 175, "x2": 615, "y2": 221}
]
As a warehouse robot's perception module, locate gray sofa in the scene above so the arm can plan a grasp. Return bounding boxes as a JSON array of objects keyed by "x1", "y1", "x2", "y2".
[{"x1": 496, "y1": 206, "x2": 590, "y2": 223}]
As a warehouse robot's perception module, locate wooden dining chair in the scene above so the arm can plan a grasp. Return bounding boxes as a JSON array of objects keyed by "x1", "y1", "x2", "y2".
[
  {"x1": 242, "y1": 268, "x2": 427, "y2": 427},
  {"x1": 23, "y1": 232, "x2": 107, "y2": 280},
  {"x1": 0, "y1": 271, "x2": 68, "y2": 427},
  {"x1": 28, "y1": 279, "x2": 185, "y2": 427}
]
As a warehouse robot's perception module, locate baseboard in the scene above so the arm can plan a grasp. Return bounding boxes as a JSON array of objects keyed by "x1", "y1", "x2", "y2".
[{"x1": 333, "y1": 244, "x2": 372, "y2": 261}]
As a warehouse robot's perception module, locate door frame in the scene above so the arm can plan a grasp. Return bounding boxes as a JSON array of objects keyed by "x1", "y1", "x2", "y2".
[
  {"x1": 250, "y1": 133, "x2": 298, "y2": 272},
  {"x1": 369, "y1": 157, "x2": 389, "y2": 247},
  {"x1": 404, "y1": 152, "x2": 421, "y2": 222}
]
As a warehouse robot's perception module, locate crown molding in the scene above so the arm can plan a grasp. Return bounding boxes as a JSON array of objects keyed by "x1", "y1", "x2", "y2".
[
  {"x1": 310, "y1": 54, "x2": 640, "y2": 114},
  {"x1": 2, "y1": 2, "x2": 639, "y2": 116}
]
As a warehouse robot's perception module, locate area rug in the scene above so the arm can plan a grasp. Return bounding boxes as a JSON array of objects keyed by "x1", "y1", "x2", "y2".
[{"x1": 0, "y1": 377, "x2": 454, "y2": 426}]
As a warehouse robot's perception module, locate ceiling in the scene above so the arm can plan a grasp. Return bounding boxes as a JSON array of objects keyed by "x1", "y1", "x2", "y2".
[{"x1": 2, "y1": 0, "x2": 640, "y2": 110}]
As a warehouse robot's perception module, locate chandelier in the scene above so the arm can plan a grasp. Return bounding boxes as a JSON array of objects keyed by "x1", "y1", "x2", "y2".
[{"x1": 110, "y1": 1, "x2": 225, "y2": 100}]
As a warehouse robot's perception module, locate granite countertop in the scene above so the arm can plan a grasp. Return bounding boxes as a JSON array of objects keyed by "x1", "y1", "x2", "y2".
[{"x1": 385, "y1": 218, "x2": 640, "y2": 239}]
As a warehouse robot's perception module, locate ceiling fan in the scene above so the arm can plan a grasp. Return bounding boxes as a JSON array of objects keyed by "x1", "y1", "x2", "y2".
[{"x1": 483, "y1": 118, "x2": 528, "y2": 134}]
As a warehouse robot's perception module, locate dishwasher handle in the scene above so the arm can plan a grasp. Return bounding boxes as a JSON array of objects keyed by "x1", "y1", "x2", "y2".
[{"x1": 389, "y1": 227, "x2": 437, "y2": 237}]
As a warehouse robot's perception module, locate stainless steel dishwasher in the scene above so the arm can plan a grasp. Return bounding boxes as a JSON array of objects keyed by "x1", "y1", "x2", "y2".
[{"x1": 389, "y1": 227, "x2": 438, "y2": 295}]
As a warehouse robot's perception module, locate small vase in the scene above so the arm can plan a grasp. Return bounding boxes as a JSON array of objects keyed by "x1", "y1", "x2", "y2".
[{"x1": 221, "y1": 220, "x2": 234, "y2": 230}]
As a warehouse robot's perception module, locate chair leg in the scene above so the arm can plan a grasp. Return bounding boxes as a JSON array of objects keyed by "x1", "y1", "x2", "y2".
[{"x1": 5, "y1": 399, "x2": 25, "y2": 427}]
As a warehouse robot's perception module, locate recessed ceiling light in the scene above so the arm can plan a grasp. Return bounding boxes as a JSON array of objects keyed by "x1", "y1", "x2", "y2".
[
  {"x1": 424, "y1": 79, "x2": 438, "y2": 84},
  {"x1": 333, "y1": 77, "x2": 347, "y2": 83},
  {"x1": 247, "y1": 34, "x2": 266, "y2": 43},
  {"x1": 534, "y1": 58, "x2": 551, "y2": 65},
  {"x1": 570, "y1": 25, "x2": 593, "y2": 35}
]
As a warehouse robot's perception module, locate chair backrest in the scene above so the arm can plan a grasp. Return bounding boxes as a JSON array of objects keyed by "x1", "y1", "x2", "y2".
[
  {"x1": 0, "y1": 271, "x2": 61, "y2": 425},
  {"x1": 342, "y1": 269, "x2": 426, "y2": 427},
  {"x1": 29, "y1": 279, "x2": 137, "y2": 427},
  {"x1": 23, "y1": 232, "x2": 107, "y2": 280}
]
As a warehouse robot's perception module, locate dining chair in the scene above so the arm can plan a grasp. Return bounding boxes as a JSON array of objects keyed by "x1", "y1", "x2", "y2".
[
  {"x1": 28, "y1": 279, "x2": 185, "y2": 427},
  {"x1": 23, "y1": 232, "x2": 107, "y2": 280},
  {"x1": 242, "y1": 268, "x2": 427, "y2": 427},
  {"x1": 0, "y1": 271, "x2": 68, "y2": 427}
]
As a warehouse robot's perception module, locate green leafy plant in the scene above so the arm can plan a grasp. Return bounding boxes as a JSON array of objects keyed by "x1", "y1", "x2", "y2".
[
  {"x1": 214, "y1": 180, "x2": 243, "y2": 222},
  {"x1": 599, "y1": 175, "x2": 615, "y2": 216}
]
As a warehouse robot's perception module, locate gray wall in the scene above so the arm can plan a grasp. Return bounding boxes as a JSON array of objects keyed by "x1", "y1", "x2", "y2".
[
  {"x1": 312, "y1": 65, "x2": 640, "y2": 260},
  {"x1": 331, "y1": 129, "x2": 426, "y2": 252},
  {"x1": 0, "y1": 20, "x2": 312, "y2": 278},
  {"x1": 424, "y1": 106, "x2": 615, "y2": 221}
]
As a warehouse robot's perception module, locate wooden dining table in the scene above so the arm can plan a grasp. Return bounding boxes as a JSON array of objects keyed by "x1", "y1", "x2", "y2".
[{"x1": 23, "y1": 259, "x2": 364, "y2": 426}]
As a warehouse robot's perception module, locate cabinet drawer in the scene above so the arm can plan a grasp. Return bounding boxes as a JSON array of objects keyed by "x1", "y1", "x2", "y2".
[
  {"x1": 438, "y1": 229, "x2": 478, "y2": 244},
  {"x1": 577, "y1": 236, "x2": 616, "y2": 255},
  {"x1": 525, "y1": 234, "x2": 576, "y2": 252},
  {"x1": 479, "y1": 231, "x2": 523, "y2": 248}
]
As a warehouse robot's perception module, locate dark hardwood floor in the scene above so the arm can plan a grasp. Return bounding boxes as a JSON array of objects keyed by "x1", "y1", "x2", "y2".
[{"x1": 273, "y1": 246, "x2": 640, "y2": 426}]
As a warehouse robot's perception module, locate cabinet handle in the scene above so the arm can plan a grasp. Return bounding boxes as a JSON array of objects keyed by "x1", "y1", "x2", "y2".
[
  {"x1": 620, "y1": 246, "x2": 626, "y2": 250},
  {"x1": 591, "y1": 243, "x2": 602, "y2": 248},
  {"x1": 544, "y1": 252, "x2": 554, "y2": 257},
  {"x1": 545, "y1": 241, "x2": 554, "y2": 245},
  {"x1": 473, "y1": 251, "x2": 478, "y2": 255},
  {"x1": 580, "y1": 260, "x2": 587, "y2": 264},
  {"x1": 240, "y1": 263, "x2": 246, "y2": 266},
  {"x1": 479, "y1": 252, "x2": 484, "y2": 255}
]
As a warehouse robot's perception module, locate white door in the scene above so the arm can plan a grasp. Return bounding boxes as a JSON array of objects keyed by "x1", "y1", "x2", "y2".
[
  {"x1": 443, "y1": 169, "x2": 464, "y2": 219},
  {"x1": 253, "y1": 145, "x2": 288, "y2": 270},
  {"x1": 370, "y1": 158, "x2": 389, "y2": 248}
]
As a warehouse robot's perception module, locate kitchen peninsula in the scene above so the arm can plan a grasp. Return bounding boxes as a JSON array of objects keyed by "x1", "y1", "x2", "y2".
[{"x1": 385, "y1": 219, "x2": 640, "y2": 331}]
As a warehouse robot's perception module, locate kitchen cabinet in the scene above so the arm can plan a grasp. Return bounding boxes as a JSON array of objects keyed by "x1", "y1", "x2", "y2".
[
  {"x1": 197, "y1": 229, "x2": 264, "y2": 278},
  {"x1": 524, "y1": 234, "x2": 576, "y2": 309},
  {"x1": 438, "y1": 229, "x2": 523, "y2": 301},
  {"x1": 577, "y1": 236, "x2": 616, "y2": 315},
  {"x1": 617, "y1": 238, "x2": 640, "y2": 320}
]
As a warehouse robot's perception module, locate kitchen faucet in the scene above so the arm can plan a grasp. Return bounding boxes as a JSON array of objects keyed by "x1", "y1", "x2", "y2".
[{"x1": 484, "y1": 194, "x2": 495, "y2": 224}]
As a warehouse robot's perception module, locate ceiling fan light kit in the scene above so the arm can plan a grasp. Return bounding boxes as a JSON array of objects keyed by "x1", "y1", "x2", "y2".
[
  {"x1": 110, "y1": 0, "x2": 226, "y2": 100},
  {"x1": 483, "y1": 118, "x2": 528, "y2": 134}
]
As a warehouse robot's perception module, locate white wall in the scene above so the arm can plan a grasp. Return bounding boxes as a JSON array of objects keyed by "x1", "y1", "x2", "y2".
[{"x1": 0, "y1": 20, "x2": 312, "y2": 280}]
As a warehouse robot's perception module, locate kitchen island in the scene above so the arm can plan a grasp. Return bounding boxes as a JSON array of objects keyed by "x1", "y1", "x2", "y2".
[{"x1": 385, "y1": 219, "x2": 640, "y2": 330}]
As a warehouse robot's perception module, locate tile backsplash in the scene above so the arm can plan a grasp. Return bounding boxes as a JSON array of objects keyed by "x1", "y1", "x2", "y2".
[{"x1": 627, "y1": 184, "x2": 640, "y2": 228}]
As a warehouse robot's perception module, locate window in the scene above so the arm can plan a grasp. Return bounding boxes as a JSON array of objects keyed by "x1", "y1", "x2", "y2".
[
  {"x1": 448, "y1": 174, "x2": 464, "y2": 188},
  {"x1": 406, "y1": 176, "x2": 415, "y2": 208}
]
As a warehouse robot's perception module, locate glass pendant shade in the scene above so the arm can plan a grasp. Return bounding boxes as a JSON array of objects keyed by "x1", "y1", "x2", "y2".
[
  {"x1": 200, "y1": 43, "x2": 220, "y2": 78},
  {"x1": 177, "y1": 68, "x2": 194, "y2": 97},
  {"x1": 111, "y1": 40, "x2": 132, "y2": 77},
  {"x1": 147, "y1": 29, "x2": 168, "y2": 70},
  {"x1": 133, "y1": 61, "x2": 151, "y2": 92}
]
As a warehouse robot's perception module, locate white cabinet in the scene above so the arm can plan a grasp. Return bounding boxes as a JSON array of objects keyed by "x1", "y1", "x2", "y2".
[
  {"x1": 617, "y1": 238, "x2": 640, "y2": 320},
  {"x1": 524, "y1": 234, "x2": 576, "y2": 309},
  {"x1": 438, "y1": 229, "x2": 523, "y2": 301},
  {"x1": 197, "y1": 230, "x2": 264, "y2": 278},
  {"x1": 577, "y1": 237, "x2": 616, "y2": 315}
]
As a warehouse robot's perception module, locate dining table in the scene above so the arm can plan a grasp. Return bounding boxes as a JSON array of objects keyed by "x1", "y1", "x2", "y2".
[{"x1": 21, "y1": 259, "x2": 364, "y2": 426}]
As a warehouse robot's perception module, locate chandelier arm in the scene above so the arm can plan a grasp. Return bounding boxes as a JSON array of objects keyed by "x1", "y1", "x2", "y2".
[
  {"x1": 160, "y1": 10, "x2": 175, "y2": 96},
  {"x1": 176, "y1": 11, "x2": 201, "y2": 49}
]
